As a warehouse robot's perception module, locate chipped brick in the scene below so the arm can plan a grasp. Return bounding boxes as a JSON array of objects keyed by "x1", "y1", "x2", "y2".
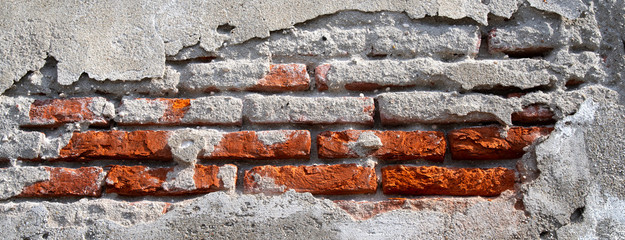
[
  {"x1": 317, "y1": 130, "x2": 446, "y2": 161},
  {"x1": 382, "y1": 165, "x2": 515, "y2": 196},
  {"x1": 244, "y1": 164, "x2": 377, "y2": 195},
  {"x1": 58, "y1": 130, "x2": 172, "y2": 161},
  {"x1": 105, "y1": 164, "x2": 236, "y2": 196},
  {"x1": 19, "y1": 167, "x2": 103, "y2": 197},
  {"x1": 449, "y1": 126, "x2": 554, "y2": 160}
]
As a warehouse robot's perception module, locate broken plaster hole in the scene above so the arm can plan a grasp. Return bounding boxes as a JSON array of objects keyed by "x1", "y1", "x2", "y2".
[
  {"x1": 180, "y1": 140, "x2": 194, "y2": 149},
  {"x1": 217, "y1": 24, "x2": 236, "y2": 34}
]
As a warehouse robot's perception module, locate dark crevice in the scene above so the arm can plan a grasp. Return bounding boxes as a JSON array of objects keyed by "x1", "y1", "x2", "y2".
[
  {"x1": 570, "y1": 206, "x2": 585, "y2": 223},
  {"x1": 502, "y1": 47, "x2": 554, "y2": 59},
  {"x1": 216, "y1": 24, "x2": 236, "y2": 34},
  {"x1": 468, "y1": 85, "x2": 553, "y2": 97},
  {"x1": 540, "y1": 230, "x2": 557, "y2": 240}
]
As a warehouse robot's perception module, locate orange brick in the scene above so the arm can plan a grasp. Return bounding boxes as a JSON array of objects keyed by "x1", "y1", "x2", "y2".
[
  {"x1": 105, "y1": 164, "x2": 235, "y2": 196},
  {"x1": 511, "y1": 104, "x2": 555, "y2": 124},
  {"x1": 249, "y1": 64, "x2": 310, "y2": 91},
  {"x1": 382, "y1": 165, "x2": 515, "y2": 196},
  {"x1": 19, "y1": 167, "x2": 103, "y2": 197},
  {"x1": 58, "y1": 130, "x2": 171, "y2": 161},
  {"x1": 317, "y1": 130, "x2": 446, "y2": 161},
  {"x1": 244, "y1": 164, "x2": 377, "y2": 195},
  {"x1": 315, "y1": 64, "x2": 331, "y2": 91},
  {"x1": 448, "y1": 126, "x2": 553, "y2": 160},
  {"x1": 205, "y1": 130, "x2": 310, "y2": 160},
  {"x1": 27, "y1": 97, "x2": 108, "y2": 127}
]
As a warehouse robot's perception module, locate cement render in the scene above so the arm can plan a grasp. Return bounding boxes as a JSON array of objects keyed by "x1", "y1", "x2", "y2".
[{"x1": 0, "y1": 0, "x2": 624, "y2": 239}]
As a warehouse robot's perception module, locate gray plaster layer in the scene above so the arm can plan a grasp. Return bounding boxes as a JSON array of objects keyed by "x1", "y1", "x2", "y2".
[
  {"x1": 0, "y1": 191, "x2": 537, "y2": 239},
  {"x1": 243, "y1": 95, "x2": 374, "y2": 125},
  {"x1": 489, "y1": 6, "x2": 601, "y2": 53},
  {"x1": 0, "y1": 0, "x2": 589, "y2": 94},
  {"x1": 183, "y1": 97, "x2": 242, "y2": 125}
]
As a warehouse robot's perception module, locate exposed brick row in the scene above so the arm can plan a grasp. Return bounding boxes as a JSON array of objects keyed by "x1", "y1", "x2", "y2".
[
  {"x1": 23, "y1": 126, "x2": 549, "y2": 162},
  {"x1": 54, "y1": 130, "x2": 310, "y2": 161},
  {"x1": 14, "y1": 164, "x2": 515, "y2": 198}
]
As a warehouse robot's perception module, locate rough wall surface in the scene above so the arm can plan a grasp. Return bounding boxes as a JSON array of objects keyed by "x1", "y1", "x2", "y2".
[{"x1": 0, "y1": 0, "x2": 624, "y2": 239}]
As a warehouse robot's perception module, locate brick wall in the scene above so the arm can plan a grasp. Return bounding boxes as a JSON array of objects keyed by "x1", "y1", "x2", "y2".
[{"x1": 1, "y1": 4, "x2": 620, "y2": 238}]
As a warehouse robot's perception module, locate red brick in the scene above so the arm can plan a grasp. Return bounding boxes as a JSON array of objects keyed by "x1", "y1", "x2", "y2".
[
  {"x1": 317, "y1": 130, "x2": 446, "y2": 161},
  {"x1": 205, "y1": 130, "x2": 310, "y2": 160},
  {"x1": 244, "y1": 164, "x2": 377, "y2": 195},
  {"x1": 26, "y1": 97, "x2": 108, "y2": 127},
  {"x1": 57, "y1": 130, "x2": 172, "y2": 161},
  {"x1": 382, "y1": 165, "x2": 515, "y2": 196},
  {"x1": 448, "y1": 126, "x2": 553, "y2": 160},
  {"x1": 249, "y1": 64, "x2": 310, "y2": 91},
  {"x1": 315, "y1": 64, "x2": 331, "y2": 91},
  {"x1": 19, "y1": 167, "x2": 103, "y2": 197},
  {"x1": 105, "y1": 164, "x2": 235, "y2": 196},
  {"x1": 511, "y1": 104, "x2": 555, "y2": 124}
]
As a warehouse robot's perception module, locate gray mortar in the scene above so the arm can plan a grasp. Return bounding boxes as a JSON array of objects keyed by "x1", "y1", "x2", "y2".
[
  {"x1": 178, "y1": 60, "x2": 269, "y2": 92},
  {"x1": 243, "y1": 94, "x2": 374, "y2": 124},
  {"x1": 217, "y1": 164, "x2": 238, "y2": 194},
  {"x1": 167, "y1": 129, "x2": 208, "y2": 165},
  {"x1": 182, "y1": 96, "x2": 242, "y2": 125},
  {"x1": 0, "y1": 167, "x2": 49, "y2": 200},
  {"x1": 163, "y1": 165, "x2": 198, "y2": 192},
  {"x1": 256, "y1": 130, "x2": 290, "y2": 146},
  {"x1": 86, "y1": 97, "x2": 115, "y2": 121},
  {"x1": 347, "y1": 132, "x2": 383, "y2": 157},
  {"x1": 116, "y1": 98, "x2": 168, "y2": 125}
]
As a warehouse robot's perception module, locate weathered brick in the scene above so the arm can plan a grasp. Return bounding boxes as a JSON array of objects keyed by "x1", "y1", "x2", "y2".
[
  {"x1": 377, "y1": 91, "x2": 520, "y2": 125},
  {"x1": 319, "y1": 58, "x2": 553, "y2": 92},
  {"x1": 178, "y1": 61, "x2": 309, "y2": 92},
  {"x1": 19, "y1": 167, "x2": 103, "y2": 197},
  {"x1": 105, "y1": 164, "x2": 236, "y2": 196},
  {"x1": 317, "y1": 130, "x2": 446, "y2": 161},
  {"x1": 204, "y1": 130, "x2": 310, "y2": 160},
  {"x1": 244, "y1": 95, "x2": 374, "y2": 125},
  {"x1": 488, "y1": 27, "x2": 556, "y2": 57},
  {"x1": 116, "y1": 96, "x2": 242, "y2": 126},
  {"x1": 244, "y1": 164, "x2": 377, "y2": 195},
  {"x1": 511, "y1": 104, "x2": 555, "y2": 124},
  {"x1": 448, "y1": 126, "x2": 554, "y2": 160},
  {"x1": 248, "y1": 64, "x2": 310, "y2": 91},
  {"x1": 57, "y1": 130, "x2": 171, "y2": 161},
  {"x1": 25, "y1": 97, "x2": 113, "y2": 127},
  {"x1": 382, "y1": 165, "x2": 515, "y2": 196}
]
